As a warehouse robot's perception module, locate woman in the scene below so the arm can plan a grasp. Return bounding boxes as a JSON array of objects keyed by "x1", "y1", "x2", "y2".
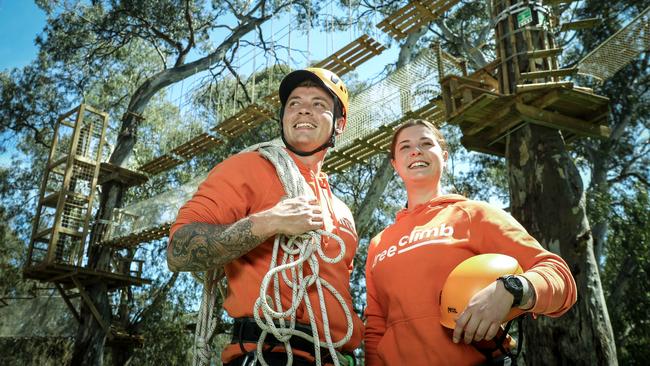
[{"x1": 364, "y1": 119, "x2": 577, "y2": 365}]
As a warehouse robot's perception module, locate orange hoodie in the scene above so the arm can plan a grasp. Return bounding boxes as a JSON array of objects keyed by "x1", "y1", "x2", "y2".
[
  {"x1": 364, "y1": 194, "x2": 577, "y2": 366},
  {"x1": 171, "y1": 151, "x2": 364, "y2": 363}
]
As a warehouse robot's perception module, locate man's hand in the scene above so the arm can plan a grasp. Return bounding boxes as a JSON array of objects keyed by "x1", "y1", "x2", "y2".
[
  {"x1": 167, "y1": 195, "x2": 324, "y2": 272},
  {"x1": 252, "y1": 195, "x2": 324, "y2": 237},
  {"x1": 452, "y1": 280, "x2": 514, "y2": 344}
]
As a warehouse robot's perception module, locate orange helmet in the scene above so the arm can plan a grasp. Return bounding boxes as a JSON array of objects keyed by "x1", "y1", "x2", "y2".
[
  {"x1": 279, "y1": 67, "x2": 349, "y2": 122},
  {"x1": 439, "y1": 254, "x2": 524, "y2": 329}
]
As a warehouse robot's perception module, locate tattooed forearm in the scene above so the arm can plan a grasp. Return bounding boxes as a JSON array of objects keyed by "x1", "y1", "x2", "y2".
[{"x1": 167, "y1": 217, "x2": 265, "y2": 272}]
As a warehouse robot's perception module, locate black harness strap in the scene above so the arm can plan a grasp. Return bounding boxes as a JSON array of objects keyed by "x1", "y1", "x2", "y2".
[{"x1": 231, "y1": 317, "x2": 352, "y2": 364}]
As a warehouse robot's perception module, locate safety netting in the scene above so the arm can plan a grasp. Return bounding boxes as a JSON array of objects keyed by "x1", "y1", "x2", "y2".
[
  {"x1": 578, "y1": 6, "x2": 650, "y2": 81},
  {"x1": 103, "y1": 173, "x2": 208, "y2": 242},
  {"x1": 336, "y1": 47, "x2": 461, "y2": 149}
]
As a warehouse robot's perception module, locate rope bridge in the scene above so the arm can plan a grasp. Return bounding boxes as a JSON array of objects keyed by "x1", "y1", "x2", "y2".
[{"x1": 100, "y1": 46, "x2": 464, "y2": 246}]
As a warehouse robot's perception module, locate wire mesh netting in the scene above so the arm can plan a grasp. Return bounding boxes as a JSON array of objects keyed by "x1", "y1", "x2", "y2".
[
  {"x1": 52, "y1": 119, "x2": 76, "y2": 163},
  {"x1": 76, "y1": 113, "x2": 104, "y2": 161},
  {"x1": 337, "y1": 48, "x2": 461, "y2": 150},
  {"x1": 578, "y1": 6, "x2": 650, "y2": 81},
  {"x1": 103, "y1": 174, "x2": 207, "y2": 241}
]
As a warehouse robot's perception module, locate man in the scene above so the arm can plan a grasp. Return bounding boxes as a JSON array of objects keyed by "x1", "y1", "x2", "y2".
[{"x1": 167, "y1": 68, "x2": 364, "y2": 366}]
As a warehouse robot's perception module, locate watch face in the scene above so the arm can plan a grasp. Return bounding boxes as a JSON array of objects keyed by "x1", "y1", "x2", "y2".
[
  {"x1": 505, "y1": 276, "x2": 523, "y2": 291},
  {"x1": 500, "y1": 275, "x2": 523, "y2": 307}
]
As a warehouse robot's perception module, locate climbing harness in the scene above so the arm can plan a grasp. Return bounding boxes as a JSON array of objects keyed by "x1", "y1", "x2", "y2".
[
  {"x1": 473, "y1": 316, "x2": 524, "y2": 366},
  {"x1": 193, "y1": 140, "x2": 353, "y2": 366}
]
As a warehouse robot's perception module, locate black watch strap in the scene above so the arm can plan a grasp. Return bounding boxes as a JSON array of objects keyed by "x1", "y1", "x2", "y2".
[{"x1": 498, "y1": 275, "x2": 523, "y2": 308}]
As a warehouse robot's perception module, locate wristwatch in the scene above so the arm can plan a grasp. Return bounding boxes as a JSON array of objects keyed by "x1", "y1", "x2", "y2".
[{"x1": 497, "y1": 275, "x2": 523, "y2": 308}]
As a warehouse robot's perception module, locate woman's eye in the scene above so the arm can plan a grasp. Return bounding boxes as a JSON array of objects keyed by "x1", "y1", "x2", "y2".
[{"x1": 400, "y1": 145, "x2": 409, "y2": 150}]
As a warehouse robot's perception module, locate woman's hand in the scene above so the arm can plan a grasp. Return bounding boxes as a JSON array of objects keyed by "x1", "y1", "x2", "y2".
[{"x1": 452, "y1": 280, "x2": 514, "y2": 344}]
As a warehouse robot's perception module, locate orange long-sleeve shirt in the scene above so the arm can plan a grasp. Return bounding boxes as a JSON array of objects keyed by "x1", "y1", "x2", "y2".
[
  {"x1": 170, "y1": 151, "x2": 364, "y2": 363},
  {"x1": 364, "y1": 194, "x2": 577, "y2": 366}
]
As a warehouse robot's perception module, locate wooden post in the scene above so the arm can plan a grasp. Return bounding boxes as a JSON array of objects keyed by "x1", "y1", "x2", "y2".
[{"x1": 492, "y1": 0, "x2": 556, "y2": 94}]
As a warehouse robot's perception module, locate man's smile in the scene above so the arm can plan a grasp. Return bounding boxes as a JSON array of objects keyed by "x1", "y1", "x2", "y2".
[{"x1": 408, "y1": 160, "x2": 430, "y2": 169}]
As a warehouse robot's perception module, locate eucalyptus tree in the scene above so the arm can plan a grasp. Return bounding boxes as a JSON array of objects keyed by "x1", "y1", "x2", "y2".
[{"x1": 436, "y1": 1, "x2": 619, "y2": 363}]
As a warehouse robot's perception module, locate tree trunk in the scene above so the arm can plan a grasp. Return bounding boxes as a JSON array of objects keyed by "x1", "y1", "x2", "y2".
[
  {"x1": 112, "y1": 272, "x2": 180, "y2": 365},
  {"x1": 70, "y1": 281, "x2": 112, "y2": 365},
  {"x1": 506, "y1": 125, "x2": 617, "y2": 365},
  {"x1": 72, "y1": 178, "x2": 126, "y2": 364},
  {"x1": 354, "y1": 158, "x2": 394, "y2": 238},
  {"x1": 111, "y1": 345, "x2": 134, "y2": 366},
  {"x1": 588, "y1": 144, "x2": 610, "y2": 264}
]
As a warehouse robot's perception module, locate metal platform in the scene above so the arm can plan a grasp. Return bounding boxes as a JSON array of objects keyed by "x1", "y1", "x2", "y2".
[
  {"x1": 23, "y1": 262, "x2": 151, "y2": 291},
  {"x1": 99, "y1": 163, "x2": 148, "y2": 187},
  {"x1": 447, "y1": 83, "x2": 610, "y2": 155}
]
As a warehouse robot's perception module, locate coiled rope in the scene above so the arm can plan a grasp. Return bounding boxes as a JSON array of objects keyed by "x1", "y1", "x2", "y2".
[{"x1": 193, "y1": 141, "x2": 353, "y2": 366}]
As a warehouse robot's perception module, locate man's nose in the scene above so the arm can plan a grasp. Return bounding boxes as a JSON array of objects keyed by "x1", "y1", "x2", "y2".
[{"x1": 409, "y1": 147, "x2": 421, "y2": 157}]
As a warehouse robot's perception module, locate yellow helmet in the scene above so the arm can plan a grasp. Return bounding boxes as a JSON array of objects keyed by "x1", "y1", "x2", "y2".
[
  {"x1": 279, "y1": 67, "x2": 349, "y2": 121},
  {"x1": 439, "y1": 254, "x2": 524, "y2": 329}
]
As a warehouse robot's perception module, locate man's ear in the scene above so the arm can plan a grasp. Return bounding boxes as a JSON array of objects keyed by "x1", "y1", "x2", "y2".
[{"x1": 335, "y1": 117, "x2": 347, "y2": 135}]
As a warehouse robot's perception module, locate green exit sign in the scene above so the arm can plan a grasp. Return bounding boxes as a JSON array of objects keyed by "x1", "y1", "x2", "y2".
[{"x1": 517, "y1": 8, "x2": 533, "y2": 27}]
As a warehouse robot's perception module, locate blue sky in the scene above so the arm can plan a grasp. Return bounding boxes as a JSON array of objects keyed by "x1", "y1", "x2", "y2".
[
  {"x1": 0, "y1": 1, "x2": 46, "y2": 167},
  {"x1": 0, "y1": 1, "x2": 46, "y2": 71}
]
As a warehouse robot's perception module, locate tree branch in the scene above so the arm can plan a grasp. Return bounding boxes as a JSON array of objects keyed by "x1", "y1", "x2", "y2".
[
  {"x1": 130, "y1": 12, "x2": 183, "y2": 55},
  {"x1": 177, "y1": 0, "x2": 196, "y2": 67},
  {"x1": 223, "y1": 46, "x2": 252, "y2": 105}
]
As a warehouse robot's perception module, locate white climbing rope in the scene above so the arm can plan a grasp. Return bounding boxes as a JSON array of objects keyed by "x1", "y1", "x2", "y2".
[
  {"x1": 252, "y1": 145, "x2": 353, "y2": 366},
  {"x1": 193, "y1": 268, "x2": 224, "y2": 366},
  {"x1": 193, "y1": 140, "x2": 353, "y2": 366}
]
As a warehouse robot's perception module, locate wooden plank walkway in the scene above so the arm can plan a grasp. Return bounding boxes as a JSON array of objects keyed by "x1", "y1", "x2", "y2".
[{"x1": 378, "y1": 0, "x2": 461, "y2": 40}]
